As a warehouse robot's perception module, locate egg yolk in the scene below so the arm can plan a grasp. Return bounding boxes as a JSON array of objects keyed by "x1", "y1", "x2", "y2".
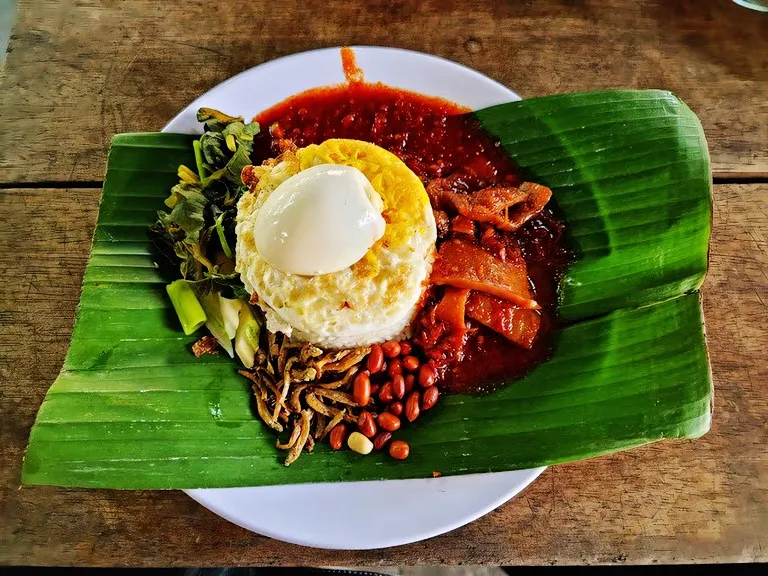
[{"x1": 252, "y1": 164, "x2": 386, "y2": 276}]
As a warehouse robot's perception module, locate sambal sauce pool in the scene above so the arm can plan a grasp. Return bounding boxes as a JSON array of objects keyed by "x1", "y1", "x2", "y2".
[
  {"x1": 253, "y1": 84, "x2": 519, "y2": 183},
  {"x1": 251, "y1": 83, "x2": 570, "y2": 395}
]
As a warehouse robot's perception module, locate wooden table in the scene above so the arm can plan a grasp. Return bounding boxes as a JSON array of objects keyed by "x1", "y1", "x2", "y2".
[{"x1": 1, "y1": 0, "x2": 766, "y2": 566}]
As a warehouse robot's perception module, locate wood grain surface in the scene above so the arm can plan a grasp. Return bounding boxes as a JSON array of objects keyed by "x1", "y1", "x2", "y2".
[
  {"x1": 1, "y1": 184, "x2": 765, "y2": 566},
  {"x1": 2, "y1": 0, "x2": 767, "y2": 567},
  {"x1": 1, "y1": 0, "x2": 767, "y2": 183}
]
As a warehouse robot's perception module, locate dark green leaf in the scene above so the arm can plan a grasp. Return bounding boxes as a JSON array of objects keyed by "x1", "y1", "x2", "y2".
[
  {"x1": 224, "y1": 145, "x2": 252, "y2": 184},
  {"x1": 474, "y1": 90, "x2": 711, "y2": 320},
  {"x1": 200, "y1": 131, "x2": 228, "y2": 167},
  {"x1": 160, "y1": 183, "x2": 207, "y2": 242}
]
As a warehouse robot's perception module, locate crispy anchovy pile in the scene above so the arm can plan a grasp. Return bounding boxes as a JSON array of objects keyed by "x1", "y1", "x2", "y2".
[{"x1": 238, "y1": 332, "x2": 370, "y2": 466}]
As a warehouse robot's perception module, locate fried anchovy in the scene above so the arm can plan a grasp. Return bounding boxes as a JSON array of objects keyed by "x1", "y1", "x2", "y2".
[
  {"x1": 313, "y1": 387, "x2": 358, "y2": 406},
  {"x1": 292, "y1": 366, "x2": 318, "y2": 382},
  {"x1": 276, "y1": 422, "x2": 302, "y2": 450},
  {"x1": 284, "y1": 410, "x2": 312, "y2": 466},
  {"x1": 268, "y1": 331, "x2": 279, "y2": 357},
  {"x1": 289, "y1": 383, "x2": 311, "y2": 414},
  {"x1": 272, "y1": 356, "x2": 298, "y2": 421},
  {"x1": 319, "y1": 409, "x2": 346, "y2": 440},
  {"x1": 254, "y1": 367, "x2": 282, "y2": 397},
  {"x1": 316, "y1": 365, "x2": 358, "y2": 389},
  {"x1": 300, "y1": 344, "x2": 324, "y2": 364},
  {"x1": 313, "y1": 412, "x2": 327, "y2": 440},
  {"x1": 277, "y1": 340, "x2": 290, "y2": 375},
  {"x1": 305, "y1": 392, "x2": 337, "y2": 418},
  {"x1": 249, "y1": 382, "x2": 283, "y2": 433},
  {"x1": 322, "y1": 347, "x2": 371, "y2": 373}
]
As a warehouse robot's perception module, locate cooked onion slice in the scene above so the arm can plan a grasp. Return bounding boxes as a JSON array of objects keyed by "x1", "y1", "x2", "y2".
[
  {"x1": 434, "y1": 287, "x2": 470, "y2": 335},
  {"x1": 431, "y1": 239, "x2": 539, "y2": 309},
  {"x1": 465, "y1": 292, "x2": 541, "y2": 349}
]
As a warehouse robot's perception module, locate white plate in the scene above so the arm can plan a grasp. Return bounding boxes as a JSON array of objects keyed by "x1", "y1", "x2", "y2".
[{"x1": 164, "y1": 46, "x2": 545, "y2": 550}]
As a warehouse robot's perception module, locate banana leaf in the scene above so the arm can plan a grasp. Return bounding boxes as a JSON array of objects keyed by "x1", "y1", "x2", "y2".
[
  {"x1": 474, "y1": 90, "x2": 711, "y2": 320},
  {"x1": 22, "y1": 90, "x2": 713, "y2": 489}
]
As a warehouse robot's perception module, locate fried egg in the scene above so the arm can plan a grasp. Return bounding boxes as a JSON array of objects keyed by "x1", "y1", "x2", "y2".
[
  {"x1": 235, "y1": 139, "x2": 437, "y2": 348},
  {"x1": 252, "y1": 163, "x2": 387, "y2": 276}
]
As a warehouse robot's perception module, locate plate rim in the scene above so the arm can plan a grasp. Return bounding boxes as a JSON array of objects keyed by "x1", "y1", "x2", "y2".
[
  {"x1": 185, "y1": 467, "x2": 546, "y2": 550},
  {"x1": 164, "y1": 45, "x2": 546, "y2": 550}
]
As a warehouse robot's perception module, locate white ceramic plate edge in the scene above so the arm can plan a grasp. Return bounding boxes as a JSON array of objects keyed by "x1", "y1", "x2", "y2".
[
  {"x1": 185, "y1": 467, "x2": 545, "y2": 550},
  {"x1": 163, "y1": 46, "x2": 545, "y2": 550}
]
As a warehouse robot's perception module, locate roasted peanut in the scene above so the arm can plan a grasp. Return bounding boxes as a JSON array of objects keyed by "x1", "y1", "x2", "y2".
[
  {"x1": 404, "y1": 374, "x2": 416, "y2": 395},
  {"x1": 348, "y1": 431, "x2": 374, "y2": 455},
  {"x1": 381, "y1": 341, "x2": 401, "y2": 359},
  {"x1": 353, "y1": 371, "x2": 371, "y2": 406},
  {"x1": 402, "y1": 355, "x2": 420, "y2": 372},
  {"x1": 378, "y1": 382, "x2": 394, "y2": 404},
  {"x1": 391, "y1": 374, "x2": 405, "y2": 399},
  {"x1": 367, "y1": 344, "x2": 384, "y2": 373},
  {"x1": 373, "y1": 431, "x2": 392, "y2": 451},
  {"x1": 389, "y1": 440, "x2": 410, "y2": 460},
  {"x1": 388, "y1": 401, "x2": 403, "y2": 416},
  {"x1": 377, "y1": 412, "x2": 401, "y2": 432},
  {"x1": 422, "y1": 385, "x2": 439, "y2": 410},
  {"x1": 405, "y1": 391, "x2": 420, "y2": 422},
  {"x1": 357, "y1": 410, "x2": 377, "y2": 438},
  {"x1": 399, "y1": 341, "x2": 412, "y2": 355},
  {"x1": 329, "y1": 423, "x2": 348, "y2": 450},
  {"x1": 388, "y1": 358, "x2": 403, "y2": 377},
  {"x1": 418, "y1": 363, "x2": 437, "y2": 388}
]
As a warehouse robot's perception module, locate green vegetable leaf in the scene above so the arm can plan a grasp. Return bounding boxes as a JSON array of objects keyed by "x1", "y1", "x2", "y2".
[
  {"x1": 224, "y1": 144, "x2": 253, "y2": 184},
  {"x1": 200, "y1": 131, "x2": 229, "y2": 168},
  {"x1": 197, "y1": 107, "x2": 244, "y2": 132},
  {"x1": 159, "y1": 182, "x2": 207, "y2": 242},
  {"x1": 197, "y1": 109, "x2": 260, "y2": 184},
  {"x1": 151, "y1": 108, "x2": 258, "y2": 285},
  {"x1": 219, "y1": 119, "x2": 261, "y2": 184}
]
